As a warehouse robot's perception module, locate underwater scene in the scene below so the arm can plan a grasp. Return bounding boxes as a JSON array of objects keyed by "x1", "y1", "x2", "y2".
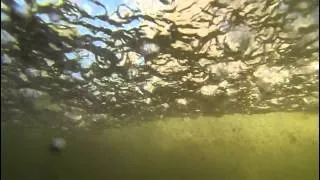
[{"x1": 1, "y1": 0, "x2": 319, "y2": 179}]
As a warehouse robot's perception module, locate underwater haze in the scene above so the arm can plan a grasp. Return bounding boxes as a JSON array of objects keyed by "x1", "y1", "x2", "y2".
[{"x1": 1, "y1": 0, "x2": 319, "y2": 179}]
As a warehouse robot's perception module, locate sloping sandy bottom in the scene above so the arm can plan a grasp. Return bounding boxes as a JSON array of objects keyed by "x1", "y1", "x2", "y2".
[{"x1": 1, "y1": 112, "x2": 319, "y2": 180}]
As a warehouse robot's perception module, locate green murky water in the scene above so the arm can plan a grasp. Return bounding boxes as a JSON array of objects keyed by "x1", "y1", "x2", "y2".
[
  {"x1": 2, "y1": 112, "x2": 318, "y2": 180},
  {"x1": 1, "y1": 0, "x2": 319, "y2": 179}
]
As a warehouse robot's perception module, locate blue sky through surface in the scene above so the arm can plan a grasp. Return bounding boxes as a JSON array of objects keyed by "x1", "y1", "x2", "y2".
[
  {"x1": 9, "y1": 0, "x2": 141, "y2": 80},
  {"x1": 69, "y1": 0, "x2": 140, "y2": 80}
]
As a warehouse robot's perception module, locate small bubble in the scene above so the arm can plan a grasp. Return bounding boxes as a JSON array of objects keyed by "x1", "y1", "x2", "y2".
[
  {"x1": 50, "y1": 137, "x2": 66, "y2": 152},
  {"x1": 140, "y1": 42, "x2": 160, "y2": 56}
]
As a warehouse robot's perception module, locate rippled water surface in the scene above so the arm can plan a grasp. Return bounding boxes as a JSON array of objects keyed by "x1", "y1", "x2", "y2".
[{"x1": 1, "y1": 0, "x2": 319, "y2": 179}]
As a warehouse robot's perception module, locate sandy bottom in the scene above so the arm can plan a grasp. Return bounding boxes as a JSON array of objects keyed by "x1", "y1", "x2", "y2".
[{"x1": 1, "y1": 112, "x2": 319, "y2": 180}]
